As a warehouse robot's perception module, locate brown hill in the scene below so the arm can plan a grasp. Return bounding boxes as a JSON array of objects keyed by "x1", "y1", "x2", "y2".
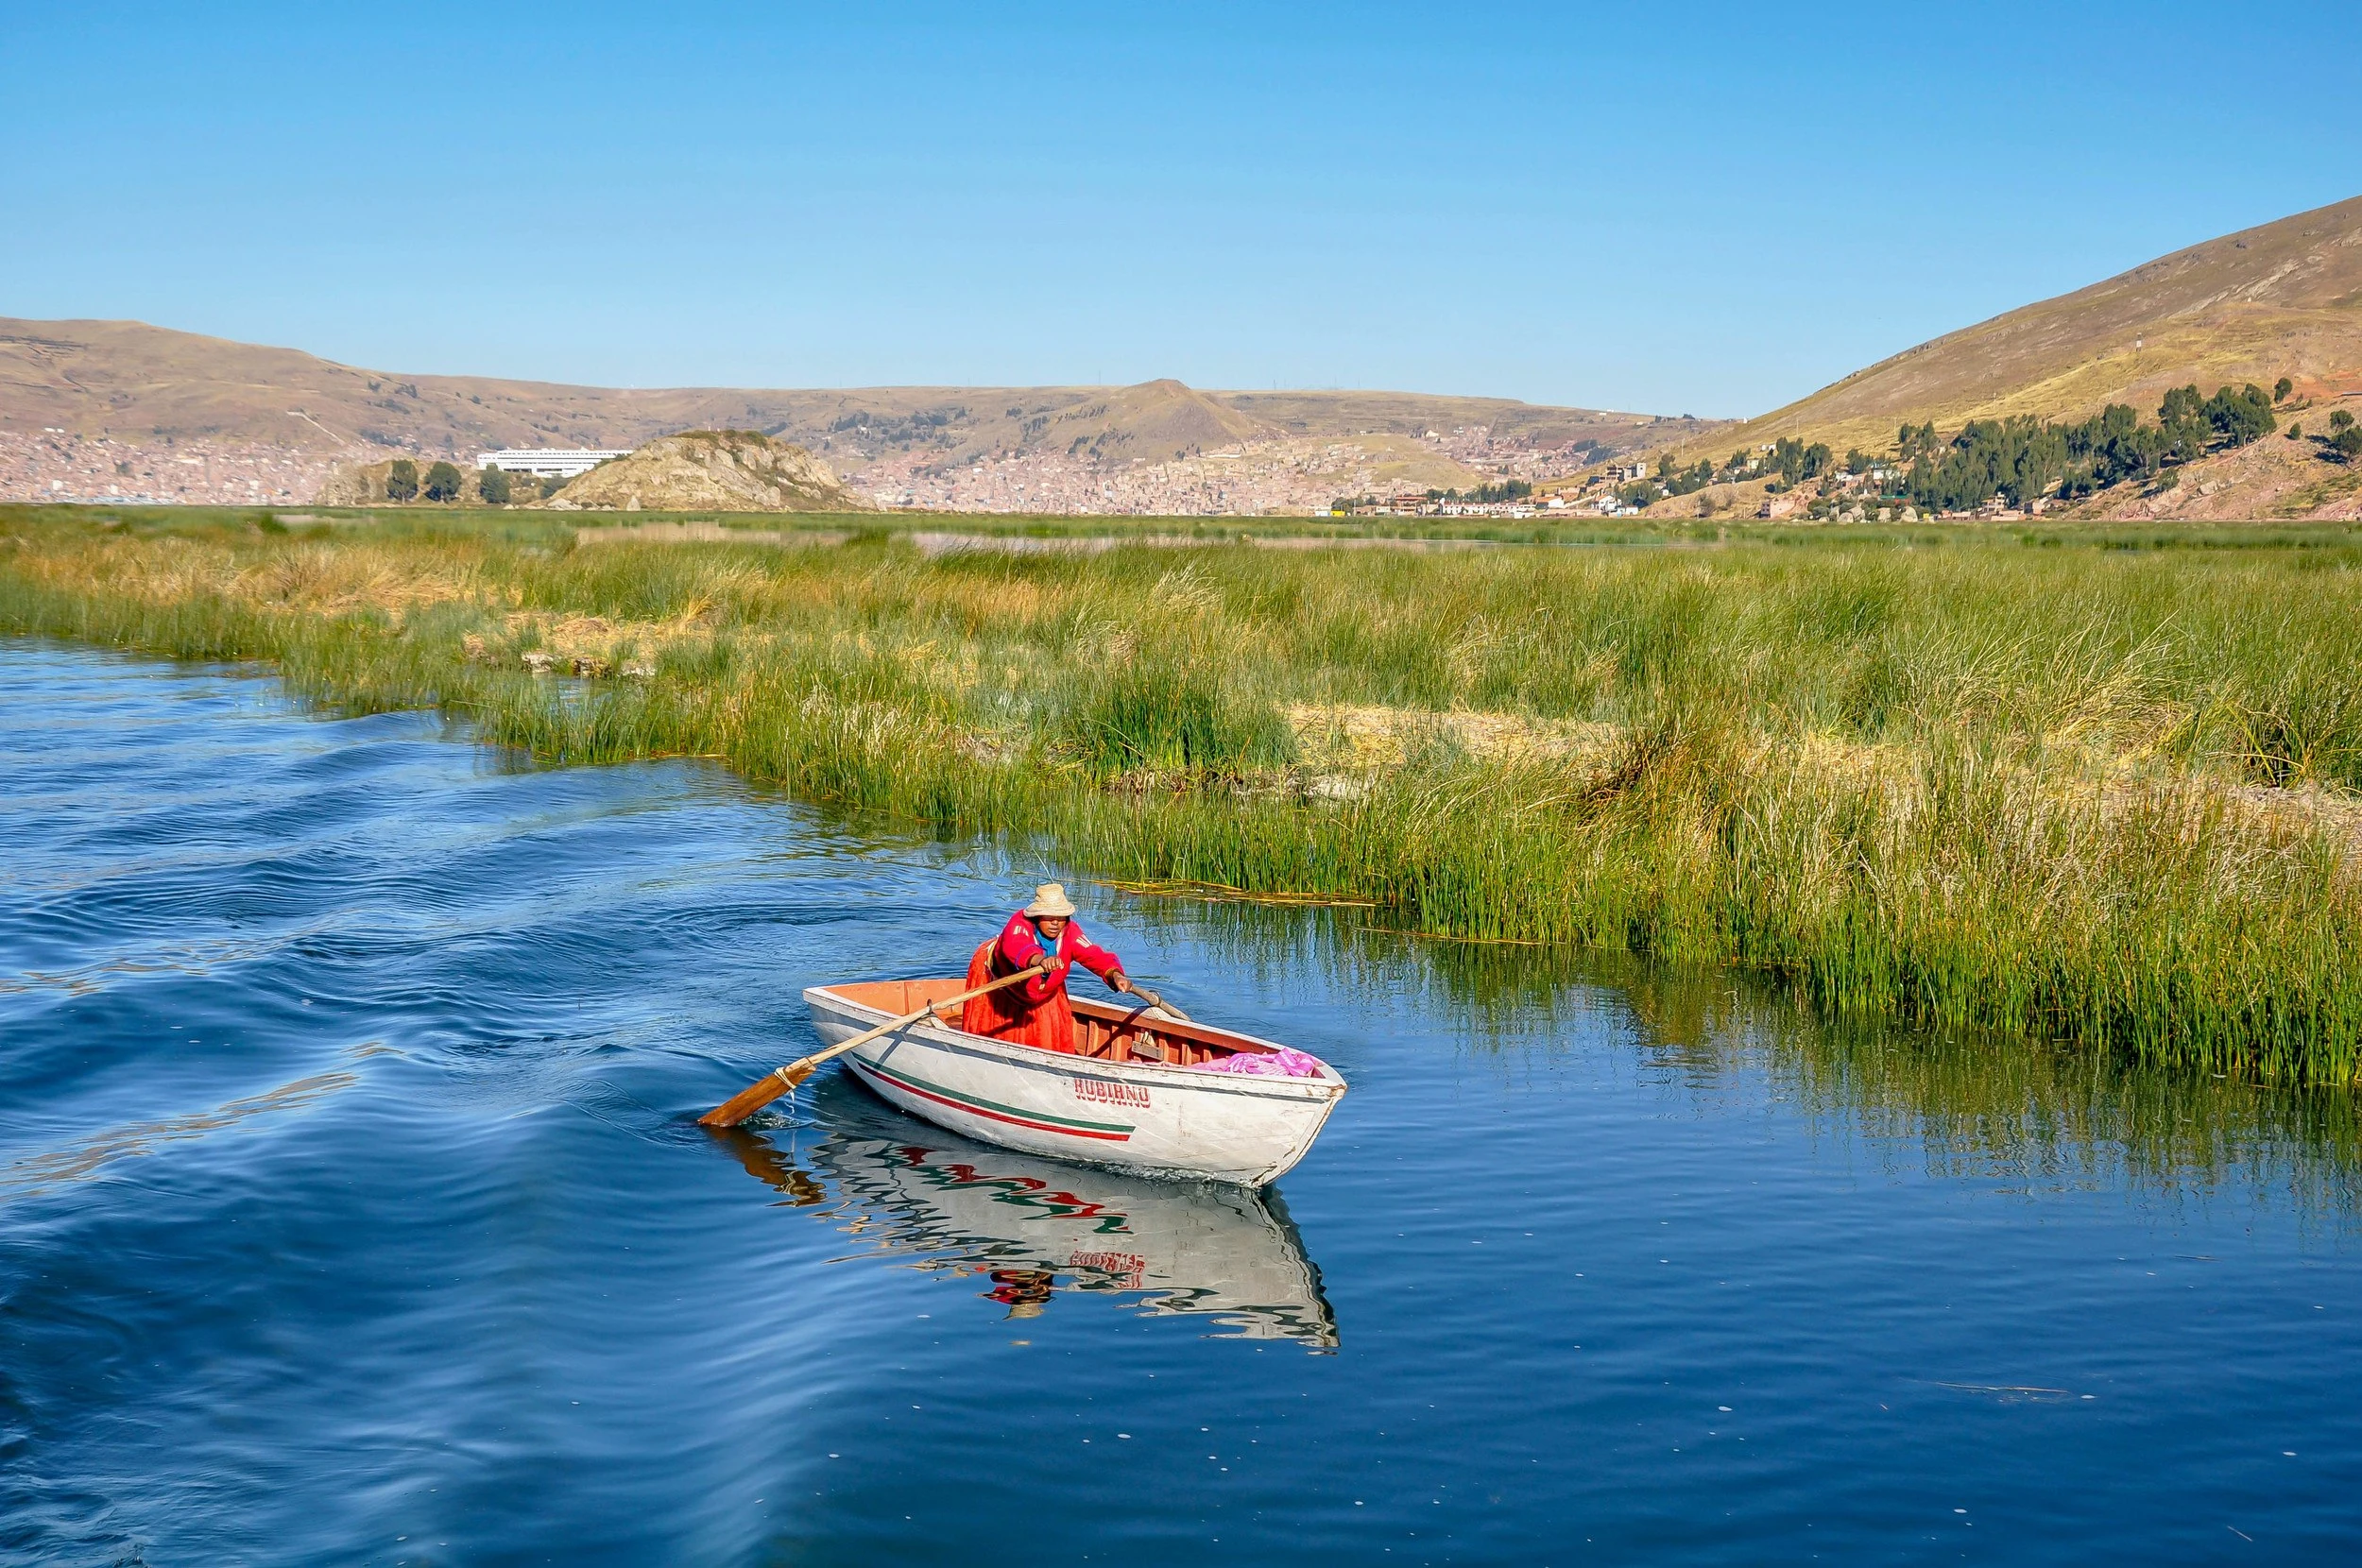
[
  {"x1": 0, "y1": 317, "x2": 441, "y2": 451},
  {"x1": 1712, "y1": 195, "x2": 2362, "y2": 455},
  {"x1": 0, "y1": 317, "x2": 1669, "y2": 475},
  {"x1": 537, "y1": 430, "x2": 870, "y2": 513},
  {"x1": 1029, "y1": 379, "x2": 1276, "y2": 463},
  {"x1": 1225, "y1": 389, "x2": 1709, "y2": 450},
  {"x1": 0, "y1": 316, "x2": 988, "y2": 456}
]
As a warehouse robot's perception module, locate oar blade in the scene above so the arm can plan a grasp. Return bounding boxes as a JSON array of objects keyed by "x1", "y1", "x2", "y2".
[
  {"x1": 698, "y1": 1069, "x2": 795, "y2": 1128},
  {"x1": 1138, "y1": 987, "x2": 1192, "y2": 1021}
]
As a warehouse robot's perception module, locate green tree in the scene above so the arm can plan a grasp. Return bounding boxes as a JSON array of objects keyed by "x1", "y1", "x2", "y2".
[
  {"x1": 2332, "y1": 426, "x2": 2362, "y2": 463},
  {"x1": 422, "y1": 460, "x2": 464, "y2": 503},
  {"x1": 2331, "y1": 410, "x2": 2356, "y2": 432},
  {"x1": 2157, "y1": 386, "x2": 2211, "y2": 463},
  {"x1": 478, "y1": 465, "x2": 513, "y2": 504},
  {"x1": 384, "y1": 458, "x2": 419, "y2": 502},
  {"x1": 2202, "y1": 383, "x2": 2275, "y2": 446},
  {"x1": 2274, "y1": 376, "x2": 2294, "y2": 403}
]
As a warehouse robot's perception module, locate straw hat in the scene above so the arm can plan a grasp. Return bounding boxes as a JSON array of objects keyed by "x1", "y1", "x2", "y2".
[{"x1": 1022, "y1": 882, "x2": 1077, "y2": 918}]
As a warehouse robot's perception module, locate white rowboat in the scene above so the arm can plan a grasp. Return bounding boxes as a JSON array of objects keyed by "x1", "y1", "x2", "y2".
[{"x1": 804, "y1": 978, "x2": 1346, "y2": 1185}]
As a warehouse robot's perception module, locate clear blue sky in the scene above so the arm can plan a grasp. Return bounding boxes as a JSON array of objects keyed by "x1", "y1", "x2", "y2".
[{"x1": 6, "y1": 2, "x2": 2357, "y2": 416}]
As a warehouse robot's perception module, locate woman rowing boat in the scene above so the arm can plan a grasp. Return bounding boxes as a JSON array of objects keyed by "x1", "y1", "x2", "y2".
[
  {"x1": 959, "y1": 882, "x2": 1138, "y2": 1053},
  {"x1": 761, "y1": 894, "x2": 1347, "y2": 1181},
  {"x1": 710, "y1": 881, "x2": 1346, "y2": 1182}
]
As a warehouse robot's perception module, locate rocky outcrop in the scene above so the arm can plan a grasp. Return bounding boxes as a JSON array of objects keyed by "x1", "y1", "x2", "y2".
[
  {"x1": 537, "y1": 430, "x2": 871, "y2": 513},
  {"x1": 316, "y1": 458, "x2": 403, "y2": 505}
]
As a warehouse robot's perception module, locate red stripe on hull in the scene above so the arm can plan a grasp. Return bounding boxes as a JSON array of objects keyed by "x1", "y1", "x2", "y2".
[{"x1": 852, "y1": 1060, "x2": 1134, "y2": 1142}]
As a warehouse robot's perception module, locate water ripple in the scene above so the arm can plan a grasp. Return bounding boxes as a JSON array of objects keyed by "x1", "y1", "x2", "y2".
[
  {"x1": 5, "y1": 639, "x2": 2361, "y2": 1565},
  {"x1": 0, "y1": 1061, "x2": 367, "y2": 1201}
]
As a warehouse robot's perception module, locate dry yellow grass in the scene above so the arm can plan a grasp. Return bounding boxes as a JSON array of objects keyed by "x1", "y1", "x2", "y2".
[{"x1": 11, "y1": 506, "x2": 2362, "y2": 1078}]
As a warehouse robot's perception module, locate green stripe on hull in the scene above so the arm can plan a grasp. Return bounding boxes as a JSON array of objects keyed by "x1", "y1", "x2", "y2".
[{"x1": 861, "y1": 1052, "x2": 1137, "y2": 1135}]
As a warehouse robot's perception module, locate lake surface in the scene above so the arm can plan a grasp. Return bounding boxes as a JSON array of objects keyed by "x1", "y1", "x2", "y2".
[{"x1": 4, "y1": 639, "x2": 2359, "y2": 1565}]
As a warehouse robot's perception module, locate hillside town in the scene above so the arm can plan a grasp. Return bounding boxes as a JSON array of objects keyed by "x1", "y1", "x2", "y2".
[
  {"x1": 0, "y1": 429, "x2": 360, "y2": 506},
  {"x1": 849, "y1": 424, "x2": 1616, "y2": 514},
  {"x1": 0, "y1": 422, "x2": 1628, "y2": 517}
]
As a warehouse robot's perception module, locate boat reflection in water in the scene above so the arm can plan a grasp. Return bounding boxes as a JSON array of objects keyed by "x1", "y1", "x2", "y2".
[{"x1": 710, "y1": 1080, "x2": 1337, "y2": 1349}]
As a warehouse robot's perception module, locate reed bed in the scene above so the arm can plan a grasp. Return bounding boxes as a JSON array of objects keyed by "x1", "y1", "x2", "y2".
[
  {"x1": 1146, "y1": 899, "x2": 2362, "y2": 1218},
  {"x1": 5, "y1": 503, "x2": 2360, "y2": 1082}
]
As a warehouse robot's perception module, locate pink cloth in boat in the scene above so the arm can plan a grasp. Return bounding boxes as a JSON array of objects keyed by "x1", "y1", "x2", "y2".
[{"x1": 1189, "y1": 1046, "x2": 1325, "y2": 1078}]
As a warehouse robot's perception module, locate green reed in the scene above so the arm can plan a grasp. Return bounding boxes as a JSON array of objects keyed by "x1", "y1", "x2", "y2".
[{"x1": 4, "y1": 503, "x2": 2360, "y2": 1081}]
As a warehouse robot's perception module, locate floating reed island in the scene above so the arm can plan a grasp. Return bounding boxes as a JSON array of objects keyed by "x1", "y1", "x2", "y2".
[{"x1": 6, "y1": 503, "x2": 2362, "y2": 1082}]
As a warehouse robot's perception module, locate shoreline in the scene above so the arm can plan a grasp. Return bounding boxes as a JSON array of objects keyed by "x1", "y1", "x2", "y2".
[{"x1": 5, "y1": 501, "x2": 2358, "y2": 1083}]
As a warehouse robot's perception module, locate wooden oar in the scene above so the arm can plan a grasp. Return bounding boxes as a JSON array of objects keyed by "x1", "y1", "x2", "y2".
[{"x1": 699, "y1": 963, "x2": 1046, "y2": 1128}]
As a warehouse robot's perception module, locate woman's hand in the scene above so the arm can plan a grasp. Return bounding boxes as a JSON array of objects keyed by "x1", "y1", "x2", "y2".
[{"x1": 1110, "y1": 972, "x2": 1135, "y2": 995}]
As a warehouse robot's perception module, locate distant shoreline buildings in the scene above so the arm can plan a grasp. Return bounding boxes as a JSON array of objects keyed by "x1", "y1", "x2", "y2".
[{"x1": 473, "y1": 448, "x2": 629, "y2": 478}]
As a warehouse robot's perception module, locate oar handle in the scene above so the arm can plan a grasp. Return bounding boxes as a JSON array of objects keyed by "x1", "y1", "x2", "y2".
[
  {"x1": 699, "y1": 963, "x2": 1046, "y2": 1128},
  {"x1": 795, "y1": 962, "x2": 1045, "y2": 1074}
]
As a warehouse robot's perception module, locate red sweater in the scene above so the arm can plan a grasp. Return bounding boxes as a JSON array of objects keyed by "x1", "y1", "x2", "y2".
[
  {"x1": 990, "y1": 911, "x2": 1125, "y2": 1003},
  {"x1": 961, "y1": 912, "x2": 1127, "y2": 1052}
]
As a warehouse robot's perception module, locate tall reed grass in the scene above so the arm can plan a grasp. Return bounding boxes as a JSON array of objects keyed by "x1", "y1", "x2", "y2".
[{"x1": 6, "y1": 504, "x2": 2360, "y2": 1082}]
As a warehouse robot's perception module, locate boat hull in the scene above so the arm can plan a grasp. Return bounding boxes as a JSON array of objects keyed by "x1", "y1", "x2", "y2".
[{"x1": 804, "y1": 986, "x2": 1345, "y2": 1185}]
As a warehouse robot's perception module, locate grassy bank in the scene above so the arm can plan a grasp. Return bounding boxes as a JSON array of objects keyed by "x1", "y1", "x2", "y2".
[{"x1": 5, "y1": 502, "x2": 2360, "y2": 1082}]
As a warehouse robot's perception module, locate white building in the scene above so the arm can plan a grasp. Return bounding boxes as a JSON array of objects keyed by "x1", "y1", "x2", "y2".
[{"x1": 474, "y1": 448, "x2": 629, "y2": 477}]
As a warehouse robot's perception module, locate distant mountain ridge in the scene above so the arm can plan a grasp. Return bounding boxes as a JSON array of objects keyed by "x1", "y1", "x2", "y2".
[
  {"x1": 14, "y1": 196, "x2": 2357, "y2": 506},
  {"x1": 0, "y1": 316, "x2": 1673, "y2": 475}
]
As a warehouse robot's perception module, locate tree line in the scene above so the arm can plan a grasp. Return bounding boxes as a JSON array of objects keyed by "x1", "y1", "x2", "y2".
[
  {"x1": 1424, "y1": 480, "x2": 1533, "y2": 503},
  {"x1": 1618, "y1": 438, "x2": 1838, "y2": 505},
  {"x1": 1606, "y1": 379, "x2": 2353, "y2": 514},
  {"x1": 1886, "y1": 383, "x2": 2278, "y2": 511},
  {"x1": 382, "y1": 458, "x2": 562, "y2": 504}
]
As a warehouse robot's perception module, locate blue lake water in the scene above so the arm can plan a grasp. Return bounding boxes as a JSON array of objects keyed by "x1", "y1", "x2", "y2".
[{"x1": 3, "y1": 638, "x2": 2359, "y2": 1564}]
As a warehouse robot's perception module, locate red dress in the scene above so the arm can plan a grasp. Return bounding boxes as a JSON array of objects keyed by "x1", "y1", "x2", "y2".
[{"x1": 960, "y1": 912, "x2": 1127, "y2": 1053}]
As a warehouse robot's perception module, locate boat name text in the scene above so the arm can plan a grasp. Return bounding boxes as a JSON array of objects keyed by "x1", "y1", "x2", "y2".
[{"x1": 1071, "y1": 1077, "x2": 1152, "y2": 1109}]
